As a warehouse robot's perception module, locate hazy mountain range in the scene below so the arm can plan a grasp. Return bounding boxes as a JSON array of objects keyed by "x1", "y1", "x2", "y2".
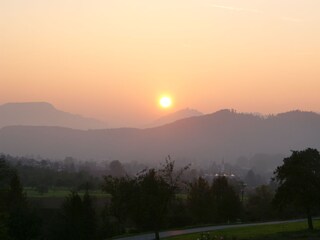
[
  {"x1": 0, "y1": 107, "x2": 319, "y2": 165},
  {"x1": 146, "y1": 108, "x2": 203, "y2": 127},
  {"x1": 0, "y1": 102, "x2": 107, "y2": 130},
  {"x1": 0, "y1": 102, "x2": 201, "y2": 130}
]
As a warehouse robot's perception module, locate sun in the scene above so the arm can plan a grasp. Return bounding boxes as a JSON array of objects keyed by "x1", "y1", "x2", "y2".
[{"x1": 159, "y1": 96, "x2": 172, "y2": 108}]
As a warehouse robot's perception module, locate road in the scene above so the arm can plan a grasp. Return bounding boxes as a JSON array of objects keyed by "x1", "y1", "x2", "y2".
[{"x1": 114, "y1": 218, "x2": 308, "y2": 240}]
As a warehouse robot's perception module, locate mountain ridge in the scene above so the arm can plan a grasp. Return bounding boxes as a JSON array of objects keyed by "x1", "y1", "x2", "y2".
[
  {"x1": 0, "y1": 109, "x2": 319, "y2": 163},
  {"x1": 0, "y1": 102, "x2": 107, "y2": 130},
  {"x1": 147, "y1": 108, "x2": 203, "y2": 128}
]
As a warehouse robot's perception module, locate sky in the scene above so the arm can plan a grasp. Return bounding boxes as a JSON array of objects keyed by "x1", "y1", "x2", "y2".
[{"x1": 1, "y1": 0, "x2": 320, "y2": 127}]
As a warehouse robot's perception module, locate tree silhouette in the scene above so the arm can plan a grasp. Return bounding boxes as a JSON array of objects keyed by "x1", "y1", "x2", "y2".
[
  {"x1": 187, "y1": 177, "x2": 212, "y2": 223},
  {"x1": 103, "y1": 156, "x2": 188, "y2": 240},
  {"x1": 53, "y1": 190, "x2": 97, "y2": 240},
  {"x1": 211, "y1": 177, "x2": 242, "y2": 223},
  {"x1": 82, "y1": 187, "x2": 97, "y2": 239},
  {"x1": 109, "y1": 160, "x2": 126, "y2": 178},
  {"x1": 103, "y1": 175, "x2": 136, "y2": 231},
  {"x1": 55, "y1": 191, "x2": 83, "y2": 240},
  {"x1": 246, "y1": 185, "x2": 275, "y2": 221},
  {"x1": 0, "y1": 158, "x2": 11, "y2": 240},
  {"x1": 273, "y1": 148, "x2": 320, "y2": 230},
  {"x1": 135, "y1": 168, "x2": 173, "y2": 239},
  {"x1": 6, "y1": 172, "x2": 40, "y2": 240},
  {"x1": 0, "y1": 156, "x2": 40, "y2": 240}
]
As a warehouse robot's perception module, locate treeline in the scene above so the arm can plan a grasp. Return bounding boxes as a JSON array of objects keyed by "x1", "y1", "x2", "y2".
[
  {"x1": 2, "y1": 154, "x2": 271, "y2": 192},
  {"x1": 2, "y1": 155, "x2": 146, "y2": 193}
]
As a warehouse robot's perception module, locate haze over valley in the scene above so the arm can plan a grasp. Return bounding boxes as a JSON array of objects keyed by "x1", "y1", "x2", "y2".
[{"x1": 0, "y1": 103, "x2": 319, "y2": 172}]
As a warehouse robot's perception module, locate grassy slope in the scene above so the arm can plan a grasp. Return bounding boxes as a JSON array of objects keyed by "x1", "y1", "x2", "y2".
[{"x1": 165, "y1": 220, "x2": 320, "y2": 240}]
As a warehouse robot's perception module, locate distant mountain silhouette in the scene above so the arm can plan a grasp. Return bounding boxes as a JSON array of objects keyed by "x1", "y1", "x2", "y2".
[
  {"x1": 147, "y1": 108, "x2": 203, "y2": 127},
  {"x1": 0, "y1": 109, "x2": 319, "y2": 164},
  {"x1": 0, "y1": 102, "x2": 107, "y2": 130}
]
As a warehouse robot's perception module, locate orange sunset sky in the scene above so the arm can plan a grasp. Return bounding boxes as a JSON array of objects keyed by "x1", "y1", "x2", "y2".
[{"x1": 1, "y1": 0, "x2": 320, "y2": 127}]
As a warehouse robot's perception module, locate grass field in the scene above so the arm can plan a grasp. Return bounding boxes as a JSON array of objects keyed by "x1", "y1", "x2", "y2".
[
  {"x1": 165, "y1": 220, "x2": 320, "y2": 240},
  {"x1": 25, "y1": 188, "x2": 111, "y2": 209},
  {"x1": 25, "y1": 187, "x2": 110, "y2": 198}
]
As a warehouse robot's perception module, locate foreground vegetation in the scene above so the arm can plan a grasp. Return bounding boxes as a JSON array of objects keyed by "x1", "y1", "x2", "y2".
[
  {"x1": 166, "y1": 220, "x2": 320, "y2": 240},
  {"x1": 1, "y1": 148, "x2": 320, "y2": 239}
]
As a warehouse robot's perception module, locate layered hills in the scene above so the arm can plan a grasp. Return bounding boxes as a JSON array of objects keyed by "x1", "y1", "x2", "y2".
[{"x1": 1, "y1": 109, "x2": 319, "y2": 163}]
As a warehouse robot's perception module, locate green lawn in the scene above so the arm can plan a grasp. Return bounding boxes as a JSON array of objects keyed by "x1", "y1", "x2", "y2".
[
  {"x1": 25, "y1": 187, "x2": 110, "y2": 198},
  {"x1": 165, "y1": 220, "x2": 320, "y2": 240}
]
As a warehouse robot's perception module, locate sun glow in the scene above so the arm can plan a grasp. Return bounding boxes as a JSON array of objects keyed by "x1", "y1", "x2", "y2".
[{"x1": 159, "y1": 96, "x2": 172, "y2": 108}]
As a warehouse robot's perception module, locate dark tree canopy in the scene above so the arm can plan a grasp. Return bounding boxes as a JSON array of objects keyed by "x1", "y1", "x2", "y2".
[
  {"x1": 211, "y1": 177, "x2": 242, "y2": 223},
  {"x1": 274, "y1": 148, "x2": 320, "y2": 230},
  {"x1": 109, "y1": 160, "x2": 126, "y2": 178},
  {"x1": 187, "y1": 177, "x2": 211, "y2": 223},
  {"x1": 103, "y1": 157, "x2": 188, "y2": 240},
  {"x1": 187, "y1": 176, "x2": 242, "y2": 225},
  {"x1": 53, "y1": 190, "x2": 97, "y2": 240},
  {"x1": 246, "y1": 185, "x2": 275, "y2": 221},
  {"x1": 0, "y1": 157, "x2": 40, "y2": 240},
  {"x1": 0, "y1": 158, "x2": 11, "y2": 240}
]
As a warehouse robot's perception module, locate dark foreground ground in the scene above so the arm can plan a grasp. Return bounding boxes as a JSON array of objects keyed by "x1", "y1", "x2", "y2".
[{"x1": 114, "y1": 219, "x2": 320, "y2": 240}]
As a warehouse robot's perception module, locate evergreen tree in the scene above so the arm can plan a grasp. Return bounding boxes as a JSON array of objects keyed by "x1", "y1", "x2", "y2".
[
  {"x1": 187, "y1": 177, "x2": 212, "y2": 224},
  {"x1": 54, "y1": 191, "x2": 83, "y2": 240},
  {"x1": 211, "y1": 177, "x2": 242, "y2": 223},
  {"x1": 82, "y1": 188, "x2": 97, "y2": 239},
  {"x1": 53, "y1": 190, "x2": 97, "y2": 240},
  {"x1": 7, "y1": 172, "x2": 40, "y2": 240},
  {"x1": 0, "y1": 158, "x2": 11, "y2": 240}
]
